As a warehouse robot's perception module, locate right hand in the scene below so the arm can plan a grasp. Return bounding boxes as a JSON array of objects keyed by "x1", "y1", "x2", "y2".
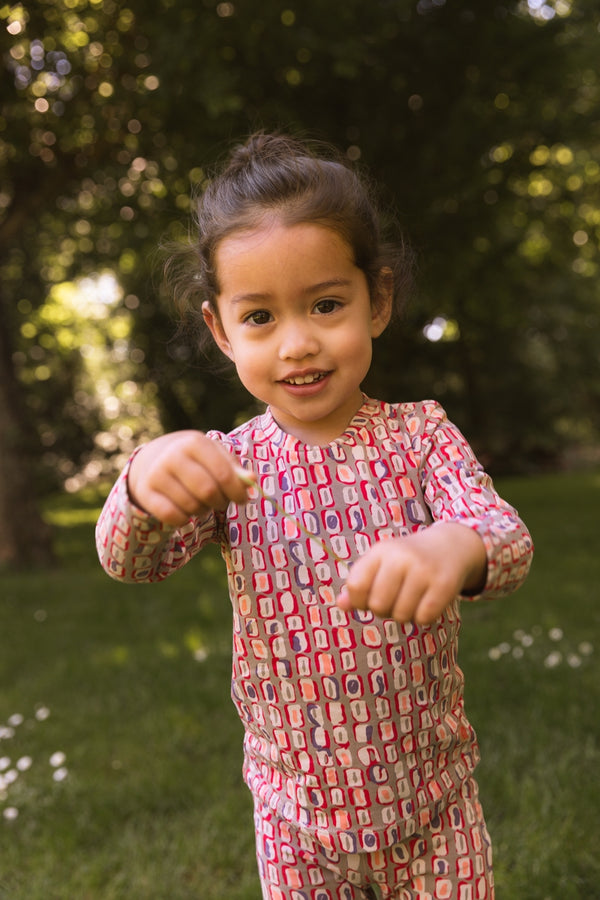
[{"x1": 127, "y1": 430, "x2": 251, "y2": 526}]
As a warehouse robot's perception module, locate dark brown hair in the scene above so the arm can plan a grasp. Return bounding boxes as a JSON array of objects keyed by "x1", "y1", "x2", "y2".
[{"x1": 165, "y1": 131, "x2": 415, "y2": 358}]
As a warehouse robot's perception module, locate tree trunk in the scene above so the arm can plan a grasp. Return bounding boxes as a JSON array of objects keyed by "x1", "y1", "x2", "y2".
[{"x1": 0, "y1": 290, "x2": 54, "y2": 570}]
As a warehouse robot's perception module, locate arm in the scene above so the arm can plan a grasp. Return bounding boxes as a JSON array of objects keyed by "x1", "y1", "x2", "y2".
[
  {"x1": 338, "y1": 403, "x2": 533, "y2": 624},
  {"x1": 95, "y1": 430, "x2": 250, "y2": 583}
]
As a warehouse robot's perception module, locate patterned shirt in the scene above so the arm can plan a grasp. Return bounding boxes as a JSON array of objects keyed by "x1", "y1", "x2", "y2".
[{"x1": 96, "y1": 398, "x2": 533, "y2": 853}]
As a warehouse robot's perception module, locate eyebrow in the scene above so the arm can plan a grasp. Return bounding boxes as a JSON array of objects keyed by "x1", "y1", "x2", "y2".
[
  {"x1": 229, "y1": 292, "x2": 270, "y2": 306},
  {"x1": 229, "y1": 278, "x2": 353, "y2": 306}
]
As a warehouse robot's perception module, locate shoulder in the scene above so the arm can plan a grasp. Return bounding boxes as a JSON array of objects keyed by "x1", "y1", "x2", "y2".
[
  {"x1": 206, "y1": 410, "x2": 268, "y2": 453},
  {"x1": 374, "y1": 398, "x2": 448, "y2": 438}
]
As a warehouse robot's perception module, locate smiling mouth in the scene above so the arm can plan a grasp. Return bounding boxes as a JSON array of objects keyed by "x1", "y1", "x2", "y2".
[{"x1": 282, "y1": 372, "x2": 328, "y2": 386}]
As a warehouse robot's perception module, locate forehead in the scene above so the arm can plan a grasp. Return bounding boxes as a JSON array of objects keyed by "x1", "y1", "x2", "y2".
[{"x1": 215, "y1": 221, "x2": 356, "y2": 289}]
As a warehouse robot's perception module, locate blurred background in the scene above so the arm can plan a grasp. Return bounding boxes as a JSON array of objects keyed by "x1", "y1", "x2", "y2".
[
  {"x1": 1, "y1": 3, "x2": 600, "y2": 896},
  {"x1": 1, "y1": 0, "x2": 599, "y2": 561}
]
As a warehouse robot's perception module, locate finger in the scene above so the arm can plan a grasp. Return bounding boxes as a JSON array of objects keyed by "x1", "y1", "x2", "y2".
[
  {"x1": 138, "y1": 438, "x2": 248, "y2": 524},
  {"x1": 184, "y1": 438, "x2": 251, "y2": 506},
  {"x1": 366, "y1": 552, "x2": 431, "y2": 622},
  {"x1": 141, "y1": 491, "x2": 199, "y2": 527},
  {"x1": 364, "y1": 563, "x2": 410, "y2": 619},
  {"x1": 389, "y1": 577, "x2": 427, "y2": 624},
  {"x1": 390, "y1": 555, "x2": 464, "y2": 623},
  {"x1": 339, "y1": 551, "x2": 382, "y2": 610},
  {"x1": 412, "y1": 582, "x2": 458, "y2": 626},
  {"x1": 143, "y1": 462, "x2": 219, "y2": 524},
  {"x1": 146, "y1": 461, "x2": 251, "y2": 527},
  {"x1": 151, "y1": 435, "x2": 248, "y2": 514}
]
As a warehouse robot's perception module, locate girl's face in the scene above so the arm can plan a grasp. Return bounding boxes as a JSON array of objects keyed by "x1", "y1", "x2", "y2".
[{"x1": 203, "y1": 220, "x2": 391, "y2": 445}]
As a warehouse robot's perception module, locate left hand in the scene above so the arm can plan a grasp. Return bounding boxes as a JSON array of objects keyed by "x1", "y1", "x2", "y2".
[{"x1": 336, "y1": 522, "x2": 487, "y2": 625}]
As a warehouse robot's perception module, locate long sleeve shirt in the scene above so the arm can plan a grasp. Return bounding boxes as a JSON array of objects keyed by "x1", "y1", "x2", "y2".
[{"x1": 96, "y1": 397, "x2": 533, "y2": 853}]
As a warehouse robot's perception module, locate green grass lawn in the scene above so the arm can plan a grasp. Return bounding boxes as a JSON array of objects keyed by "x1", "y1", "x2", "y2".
[{"x1": 0, "y1": 471, "x2": 598, "y2": 899}]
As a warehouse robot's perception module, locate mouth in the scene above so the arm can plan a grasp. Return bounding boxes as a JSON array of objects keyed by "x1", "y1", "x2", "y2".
[{"x1": 281, "y1": 372, "x2": 329, "y2": 386}]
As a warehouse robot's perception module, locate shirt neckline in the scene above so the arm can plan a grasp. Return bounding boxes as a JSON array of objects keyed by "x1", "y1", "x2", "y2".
[{"x1": 257, "y1": 395, "x2": 380, "y2": 452}]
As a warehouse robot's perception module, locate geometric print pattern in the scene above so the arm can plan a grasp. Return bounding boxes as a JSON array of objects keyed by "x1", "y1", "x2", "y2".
[
  {"x1": 253, "y1": 776, "x2": 494, "y2": 898},
  {"x1": 96, "y1": 398, "x2": 532, "y2": 860}
]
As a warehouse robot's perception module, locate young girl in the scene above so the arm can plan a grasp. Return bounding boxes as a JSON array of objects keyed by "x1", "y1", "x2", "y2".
[{"x1": 96, "y1": 132, "x2": 533, "y2": 900}]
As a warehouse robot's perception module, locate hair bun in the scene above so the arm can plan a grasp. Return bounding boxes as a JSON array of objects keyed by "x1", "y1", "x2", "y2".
[{"x1": 229, "y1": 132, "x2": 305, "y2": 170}]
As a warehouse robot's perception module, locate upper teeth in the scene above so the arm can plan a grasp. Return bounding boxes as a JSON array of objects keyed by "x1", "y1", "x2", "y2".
[{"x1": 286, "y1": 373, "x2": 324, "y2": 385}]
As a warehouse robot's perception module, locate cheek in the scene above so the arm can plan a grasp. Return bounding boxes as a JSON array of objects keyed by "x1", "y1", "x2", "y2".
[
  {"x1": 230, "y1": 344, "x2": 265, "y2": 380},
  {"x1": 339, "y1": 320, "x2": 374, "y2": 357}
]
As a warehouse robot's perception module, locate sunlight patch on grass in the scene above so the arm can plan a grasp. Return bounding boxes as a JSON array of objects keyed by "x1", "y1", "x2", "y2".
[
  {"x1": 90, "y1": 644, "x2": 132, "y2": 666},
  {"x1": 44, "y1": 506, "x2": 103, "y2": 527},
  {"x1": 184, "y1": 627, "x2": 210, "y2": 662}
]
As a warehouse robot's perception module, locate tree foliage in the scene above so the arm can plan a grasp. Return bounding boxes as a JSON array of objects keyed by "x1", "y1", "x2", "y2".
[{"x1": 1, "y1": 0, "x2": 600, "y2": 564}]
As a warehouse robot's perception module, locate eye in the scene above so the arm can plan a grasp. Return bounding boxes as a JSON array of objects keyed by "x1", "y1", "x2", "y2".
[
  {"x1": 314, "y1": 298, "x2": 341, "y2": 315},
  {"x1": 244, "y1": 309, "x2": 272, "y2": 326}
]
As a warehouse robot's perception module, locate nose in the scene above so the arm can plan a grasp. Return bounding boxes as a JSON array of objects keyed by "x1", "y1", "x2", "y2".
[{"x1": 277, "y1": 317, "x2": 320, "y2": 361}]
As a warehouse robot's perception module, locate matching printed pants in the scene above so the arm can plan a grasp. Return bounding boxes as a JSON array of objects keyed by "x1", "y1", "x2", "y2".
[{"x1": 254, "y1": 778, "x2": 494, "y2": 900}]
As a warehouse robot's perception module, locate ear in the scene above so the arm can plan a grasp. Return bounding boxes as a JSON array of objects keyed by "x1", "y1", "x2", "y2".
[
  {"x1": 202, "y1": 301, "x2": 234, "y2": 361},
  {"x1": 370, "y1": 267, "x2": 393, "y2": 338}
]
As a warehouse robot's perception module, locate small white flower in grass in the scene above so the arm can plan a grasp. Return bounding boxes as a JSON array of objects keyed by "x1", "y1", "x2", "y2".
[
  {"x1": 0, "y1": 758, "x2": 10, "y2": 772},
  {"x1": 498, "y1": 642, "x2": 511, "y2": 655},
  {"x1": 4, "y1": 769, "x2": 18, "y2": 785},
  {"x1": 53, "y1": 767, "x2": 68, "y2": 783},
  {"x1": 35, "y1": 707, "x2": 50, "y2": 721},
  {"x1": 549, "y1": 628, "x2": 564, "y2": 642},
  {"x1": 544, "y1": 651, "x2": 562, "y2": 668},
  {"x1": 194, "y1": 647, "x2": 208, "y2": 662},
  {"x1": 49, "y1": 752, "x2": 66, "y2": 768},
  {"x1": 16, "y1": 756, "x2": 32, "y2": 772},
  {"x1": 567, "y1": 654, "x2": 582, "y2": 668},
  {"x1": 3, "y1": 807, "x2": 19, "y2": 821},
  {"x1": 488, "y1": 647, "x2": 502, "y2": 661},
  {"x1": 578, "y1": 642, "x2": 593, "y2": 656},
  {"x1": 8, "y1": 714, "x2": 23, "y2": 728},
  {"x1": 512, "y1": 646, "x2": 524, "y2": 659},
  {"x1": 520, "y1": 634, "x2": 534, "y2": 647},
  {"x1": 513, "y1": 629, "x2": 525, "y2": 641},
  {"x1": 0, "y1": 727, "x2": 15, "y2": 740}
]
